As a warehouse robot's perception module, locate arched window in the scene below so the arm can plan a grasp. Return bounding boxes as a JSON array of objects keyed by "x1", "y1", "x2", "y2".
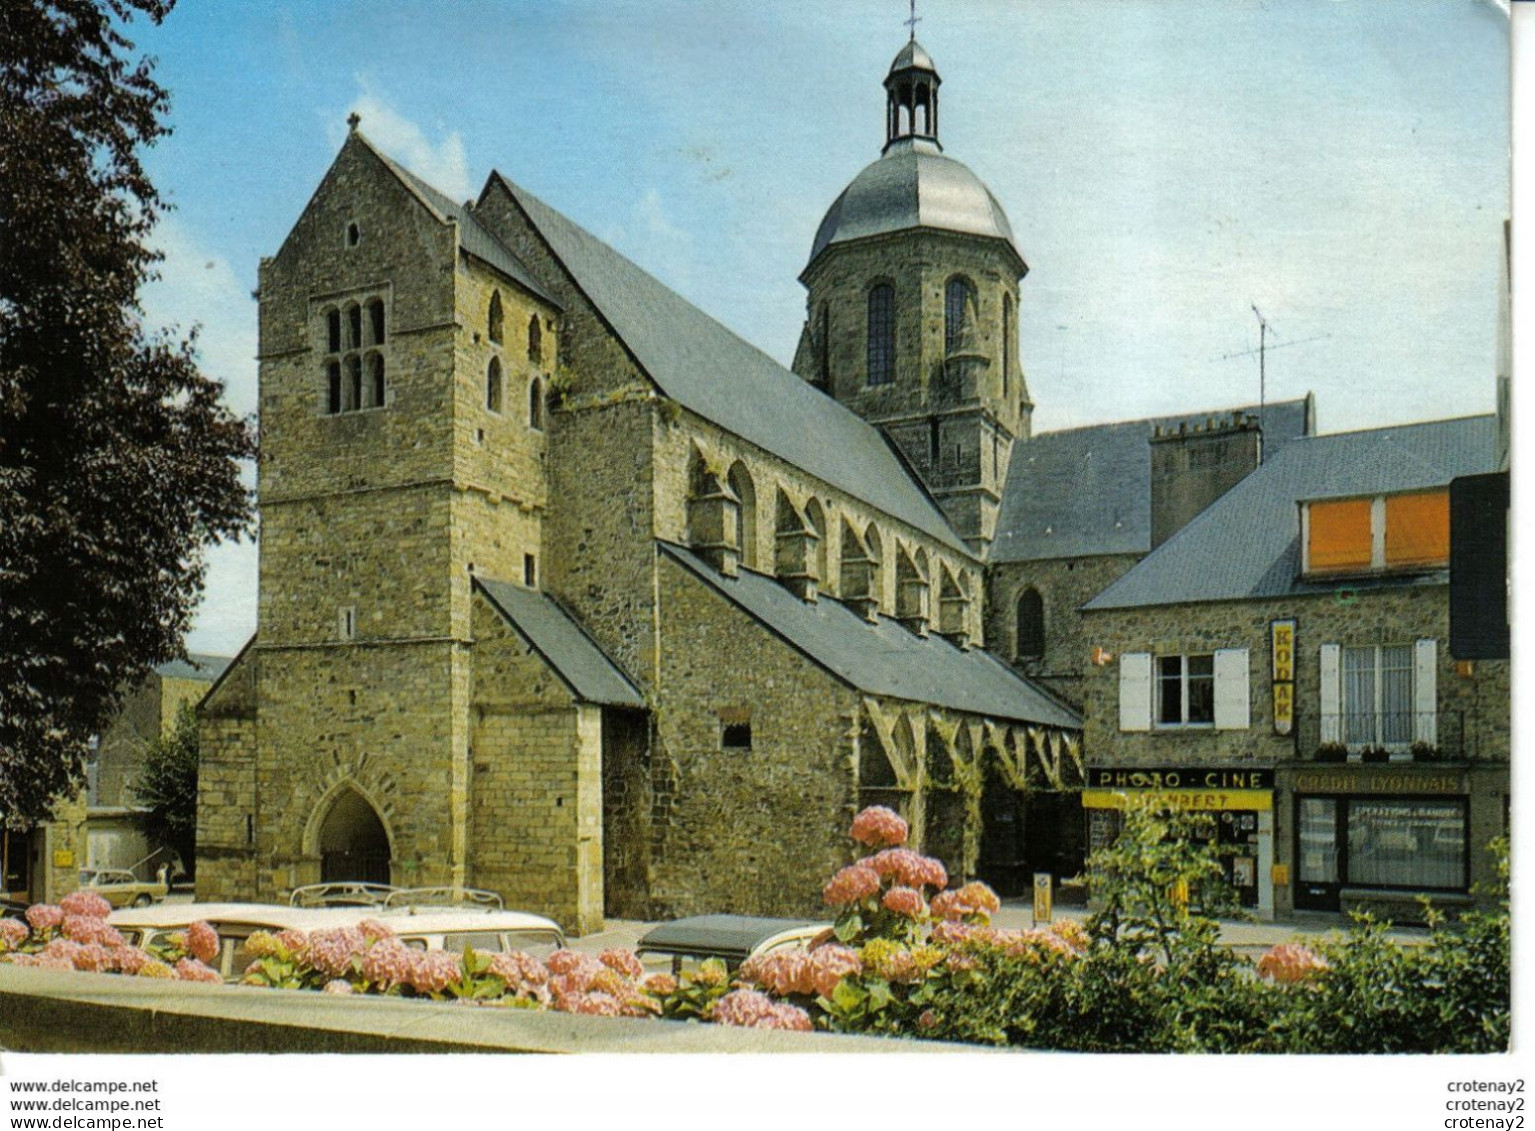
[
  {"x1": 346, "y1": 355, "x2": 363, "y2": 412},
  {"x1": 864, "y1": 525, "x2": 885, "y2": 605},
  {"x1": 867, "y1": 283, "x2": 894, "y2": 386},
  {"x1": 486, "y1": 358, "x2": 503, "y2": 413},
  {"x1": 1002, "y1": 293, "x2": 1013, "y2": 397},
  {"x1": 346, "y1": 303, "x2": 363, "y2": 350},
  {"x1": 527, "y1": 314, "x2": 542, "y2": 365},
  {"x1": 805, "y1": 498, "x2": 828, "y2": 587},
  {"x1": 1016, "y1": 588, "x2": 1045, "y2": 660},
  {"x1": 367, "y1": 298, "x2": 386, "y2": 345},
  {"x1": 367, "y1": 353, "x2": 385, "y2": 408},
  {"x1": 727, "y1": 462, "x2": 757, "y2": 569},
  {"x1": 945, "y1": 276, "x2": 977, "y2": 353},
  {"x1": 327, "y1": 362, "x2": 342, "y2": 415},
  {"x1": 488, "y1": 291, "x2": 504, "y2": 345},
  {"x1": 528, "y1": 376, "x2": 544, "y2": 430},
  {"x1": 326, "y1": 309, "x2": 342, "y2": 353}
]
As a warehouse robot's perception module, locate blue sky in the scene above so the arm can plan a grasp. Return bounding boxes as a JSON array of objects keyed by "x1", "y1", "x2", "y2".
[{"x1": 131, "y1": 1, "x2": 1511, "y2": 656}]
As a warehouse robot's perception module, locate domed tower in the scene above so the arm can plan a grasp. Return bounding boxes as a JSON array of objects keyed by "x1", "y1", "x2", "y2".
[{"x1": 793, "y1": 39, "x2": 1031, "y2": 549}]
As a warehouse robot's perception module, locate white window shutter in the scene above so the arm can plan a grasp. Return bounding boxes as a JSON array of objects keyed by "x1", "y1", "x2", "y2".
[
  {"x1": 1214, "y1": 648, "x2": 1250, "y2": 730},
  {"x1": 1319, "y1": 644, "x2": 1341, "y2": 744},
  {"x1": 1414, "y1": 638, "x2": 1437, "y2": 746},
  {"x1": 1119, "y1": 652, "x2": 1153, "y2": 732}
]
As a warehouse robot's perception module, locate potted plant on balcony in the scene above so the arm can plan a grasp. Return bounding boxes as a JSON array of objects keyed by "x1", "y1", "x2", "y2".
[
  {"x1": 1316, "y1": 742, "x2": 1348, "y2": 763},
  {"x1": 1360, "y1": 745, "x2": 1390, "y2": 764},
  {"x1": 1410, "y1": 740, "x2": 1441, "y2": 763}
]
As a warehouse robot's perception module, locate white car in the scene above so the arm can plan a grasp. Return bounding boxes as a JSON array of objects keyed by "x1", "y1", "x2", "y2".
[{"x1": 109, "y1": 898, "x2": 566, "y2": 981}]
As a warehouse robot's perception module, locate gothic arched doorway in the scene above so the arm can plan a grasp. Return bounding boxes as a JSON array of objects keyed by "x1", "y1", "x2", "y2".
[
  {"x1": 317, "y1": 788, "x2": 391, "y2": 885},
  {"x1": 976, "y1": 754, "x2": 1027, "y2": 897}
]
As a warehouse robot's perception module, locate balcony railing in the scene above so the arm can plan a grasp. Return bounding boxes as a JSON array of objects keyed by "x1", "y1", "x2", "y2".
[{"x1": 1296, "y1": 710, "x2": 1466, "y2": 761}]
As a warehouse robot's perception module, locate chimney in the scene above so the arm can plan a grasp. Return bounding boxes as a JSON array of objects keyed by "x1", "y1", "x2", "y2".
[{"x1": 1148, "y1": 413, "x2": 1262, "y2": 548}]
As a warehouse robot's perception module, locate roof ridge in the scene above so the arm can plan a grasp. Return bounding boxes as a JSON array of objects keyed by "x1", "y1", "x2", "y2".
[{"x1": 1033, "y1": 396, "x2": 1313, "y2": 439}]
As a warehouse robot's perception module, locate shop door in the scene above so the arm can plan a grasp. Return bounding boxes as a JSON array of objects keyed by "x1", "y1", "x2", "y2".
[
  {"x1": 2, "y1": 829, "x2": 32, "y2": 902},
  {"x1": 1215, "y1": 811, "x2": 1259, "y2": 908},
  {"x1": 1294, "y1": 797, "x2": 1341, "y2": 911}
]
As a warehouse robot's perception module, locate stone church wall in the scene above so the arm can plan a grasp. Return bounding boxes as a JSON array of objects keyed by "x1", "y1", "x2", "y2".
[{"x1": 649, "y1": 554, "x2": 859, "y2": 918}]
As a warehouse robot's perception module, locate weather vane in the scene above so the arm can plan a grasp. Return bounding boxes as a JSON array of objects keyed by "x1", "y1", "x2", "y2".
[{"x1": 904, "y1": 0, "x2": 921, "y2": 42}]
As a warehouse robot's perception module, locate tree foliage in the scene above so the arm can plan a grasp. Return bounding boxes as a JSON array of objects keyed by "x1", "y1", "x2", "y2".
[
  {"x1": 135, "y1": 701, "x2": 198, "y2": 876},
  {"x1": 0, "y1": 0, "x2": 254, "y2": 823}
]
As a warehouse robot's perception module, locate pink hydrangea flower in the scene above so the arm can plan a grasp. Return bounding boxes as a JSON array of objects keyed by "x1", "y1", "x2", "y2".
[
  {"x1": 296, "y1": 927, "x2": 367, "y2": 980},
  {"x1": 358, "y1": 920, "x2": 394, "y2": 942},
  {"x1": 114, "y1": 947, "x2": 152, "y2": 975},
  {"x1": 323, "y1": 979, "x2": 355, "y2": 995},
  {"x1": 739, "y1": 951, "x2": 816, "y2": 997},
  {"x1": 849, "y1": 806, "x2": 909, "y2": 848},
  {"x1": 95, "y1": 925, "x2": 125, "y2": 949},
  {"x1": 809, "y1": 944, "x2": 862, "y2": 998},
  {"x1": 643, "y1": 971, "x2": 678, "y2": 997},
  {"x1": 863, "y1": 848, "x2": 947, "y2": 891},
  {"x1": 930, "y1": 919, "x2": 977, "y2": 946},
  {"x1": 1050, "y1": 919, "x2": 1090, "y2": 953},
  {"x1": 59, "y1": 891, "x2": 113, "y2": 920},
  {"x1": 24, "y1": 904, "x2": 63, "y2": 933},
  {"x1": 881, "y1": 885, "x2": 923, "y2": 917},
  {"x1": 0, "y1": 919, "x2": 30, "y2": 951},
  {"x1": 598, "y1": 948, "x2": 645, "y2": 981},
  {"x1": 405, "y1": 950, "x2": 463, "y2": 996},
  {"x1": 358, "y1": 938, "x2": 418, "y2": 990},
  {"x1": 917, "y1": 1008, "x2": 940, "y2": 1032},
  {"x1": 822, "y1": 864, "x2": 882, "y2": 907},
  {"x1": 71, "y1": 943, "x2": 115, "y2": 972},
  {"x1": 1257, "y1": 943, "x2": 1329, "y2": 985},
  {"x1": 185, "y1": 921, "x2": 220, "y2": 966},
  {"x1": 175, "y1": 958, "x2": 222, "y2": 984},
  {"x1": 710, "y1": 989, "x2": 813, "y2": 1032},
  {"x1": 558, "y1": 991, "x2": 623, "y2": 1017}
]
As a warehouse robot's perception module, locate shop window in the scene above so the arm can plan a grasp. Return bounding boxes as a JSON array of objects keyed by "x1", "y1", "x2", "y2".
[
  {"x1": 866, "y1": 283, "x2": 895, "y2": 386},
  {"x1": 1305, "y1": 491, "x2": 1450, "y2": 575},
  {"x1": 1298, "y1": 796, "x2": 1466, "y2": 892}
]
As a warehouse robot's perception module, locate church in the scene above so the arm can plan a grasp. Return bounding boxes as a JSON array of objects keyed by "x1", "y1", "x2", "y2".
[{"x1": 194, "y1": 33, "x2": 1507, "y2": 930}]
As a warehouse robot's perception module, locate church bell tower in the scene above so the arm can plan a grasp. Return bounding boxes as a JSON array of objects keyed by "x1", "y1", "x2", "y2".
[{"x1": 793, "y1": 35, "x2": 1031, "y2": 550}]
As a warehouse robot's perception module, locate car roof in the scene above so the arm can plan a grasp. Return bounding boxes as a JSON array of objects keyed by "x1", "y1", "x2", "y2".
[
  {"x1": 637, "y1": 914, "x2": 826, "y2": 960},
  {"x1": 108, "y1": 902, "x2": 561, "y2": 936}
]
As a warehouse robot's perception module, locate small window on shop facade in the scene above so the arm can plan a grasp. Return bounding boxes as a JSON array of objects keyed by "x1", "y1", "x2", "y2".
[{"x1": 1156, "y1": 654, "x2": 1215, "y2": 727}]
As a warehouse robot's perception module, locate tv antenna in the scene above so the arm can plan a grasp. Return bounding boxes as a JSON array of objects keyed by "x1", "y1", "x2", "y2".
[{"x1": 1213, "y1": 307, "x2": 1328, "y2": 461}]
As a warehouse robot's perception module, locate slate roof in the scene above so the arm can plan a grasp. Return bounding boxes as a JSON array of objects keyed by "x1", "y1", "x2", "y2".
[
  {"x1": 362, "y1": 135, "x2": 558, "y2": 308},
  {"x1": 154, "y1": 654, "x2": 233, "y2": 682},
  {"x1": 662, "y1": 543, "x2": 1080, "y2": 728},
  {"x1": 991, "y1": 397, "x2": 1314, "y2": 563},
  {"x1": 1083, "y1": 415, "x2": 1497, "y2": 610},
  {"x1": 475, "y1": 579, "x2": 645, "y2": 708},
  {"x1": 491, "y1": 174, "x2": 970, "y2": 555}
]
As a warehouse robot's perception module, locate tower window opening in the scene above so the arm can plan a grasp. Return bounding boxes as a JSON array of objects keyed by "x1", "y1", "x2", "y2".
[
  {"x1": 945, "y1": 277, "x2": 977, "y2": 353},
  {"x1": 1016, "y1": 588, "x2": 1044, "y2": 660},
  {"x1": 527, "y1": 314, "x2": 543, "y2": 365},
  {"x1": 345, "y1": 221, "x2": 360, "y2": 247},
  {"x1": 523, "y1": 553, "x2": 537, "y2": 588},
  {"x1": 488, "y1": 291, "x2": 504, "y2": 345},
  {"x1": 1002, "y1": 293, "x2": 1013, "y2": 397},
  {"x1": 867, "y1": 283, "x2": 895, "y2": 386},
  {"x1": 327, "y1": 309, "x2": 342, "y2": 353},
  {"x1": 486, "y1": 358, "x2": 503, "y2": 414},
  {"x1": 367, "y1": 298, "x2": 386, "y2": 345},
  {"x1": 368, "y1": 353, "x2": 385, "y2": 407},
  {"x1": 347, "y1": 304, "x2": 362, "y2": 350},
  {"x1": 327, "y1": 362, "x2": 341, "y2": 414},
  {"x1": 347, "y1": 356, "x2": 363, "y2": 412},
  {"x1": 529, "y1": 376, "x2": 544, "y2": 431}
]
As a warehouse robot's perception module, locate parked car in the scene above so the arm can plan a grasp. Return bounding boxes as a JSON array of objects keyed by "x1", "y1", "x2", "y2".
[
  {"x1": 78, "y1": 867, "x2": 169, "y2": 908},
  {"x1": 0, "y1": 897, "x2": 29, "y2": 921},
  {"x1": 636, "y1": 914, "x2": 831, "y2": 975},
  {"x1": 109, "y1": 898, "x2": 567, "y2": 982}
]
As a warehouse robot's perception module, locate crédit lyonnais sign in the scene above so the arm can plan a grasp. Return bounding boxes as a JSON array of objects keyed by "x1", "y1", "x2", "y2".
[{"x1": 1294, "y1": 770, "x2": 1464, "y2": 795}]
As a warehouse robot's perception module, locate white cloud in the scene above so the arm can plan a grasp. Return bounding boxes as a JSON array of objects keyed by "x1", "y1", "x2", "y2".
[{"x1": 338, "y1": 79, "x2": 472, "y2": 202}]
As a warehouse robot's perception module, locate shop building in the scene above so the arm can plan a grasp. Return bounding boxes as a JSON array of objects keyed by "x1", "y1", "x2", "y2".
[{"x1": 1079, "y1": 415, "x2": 1508, "y2": 919}]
